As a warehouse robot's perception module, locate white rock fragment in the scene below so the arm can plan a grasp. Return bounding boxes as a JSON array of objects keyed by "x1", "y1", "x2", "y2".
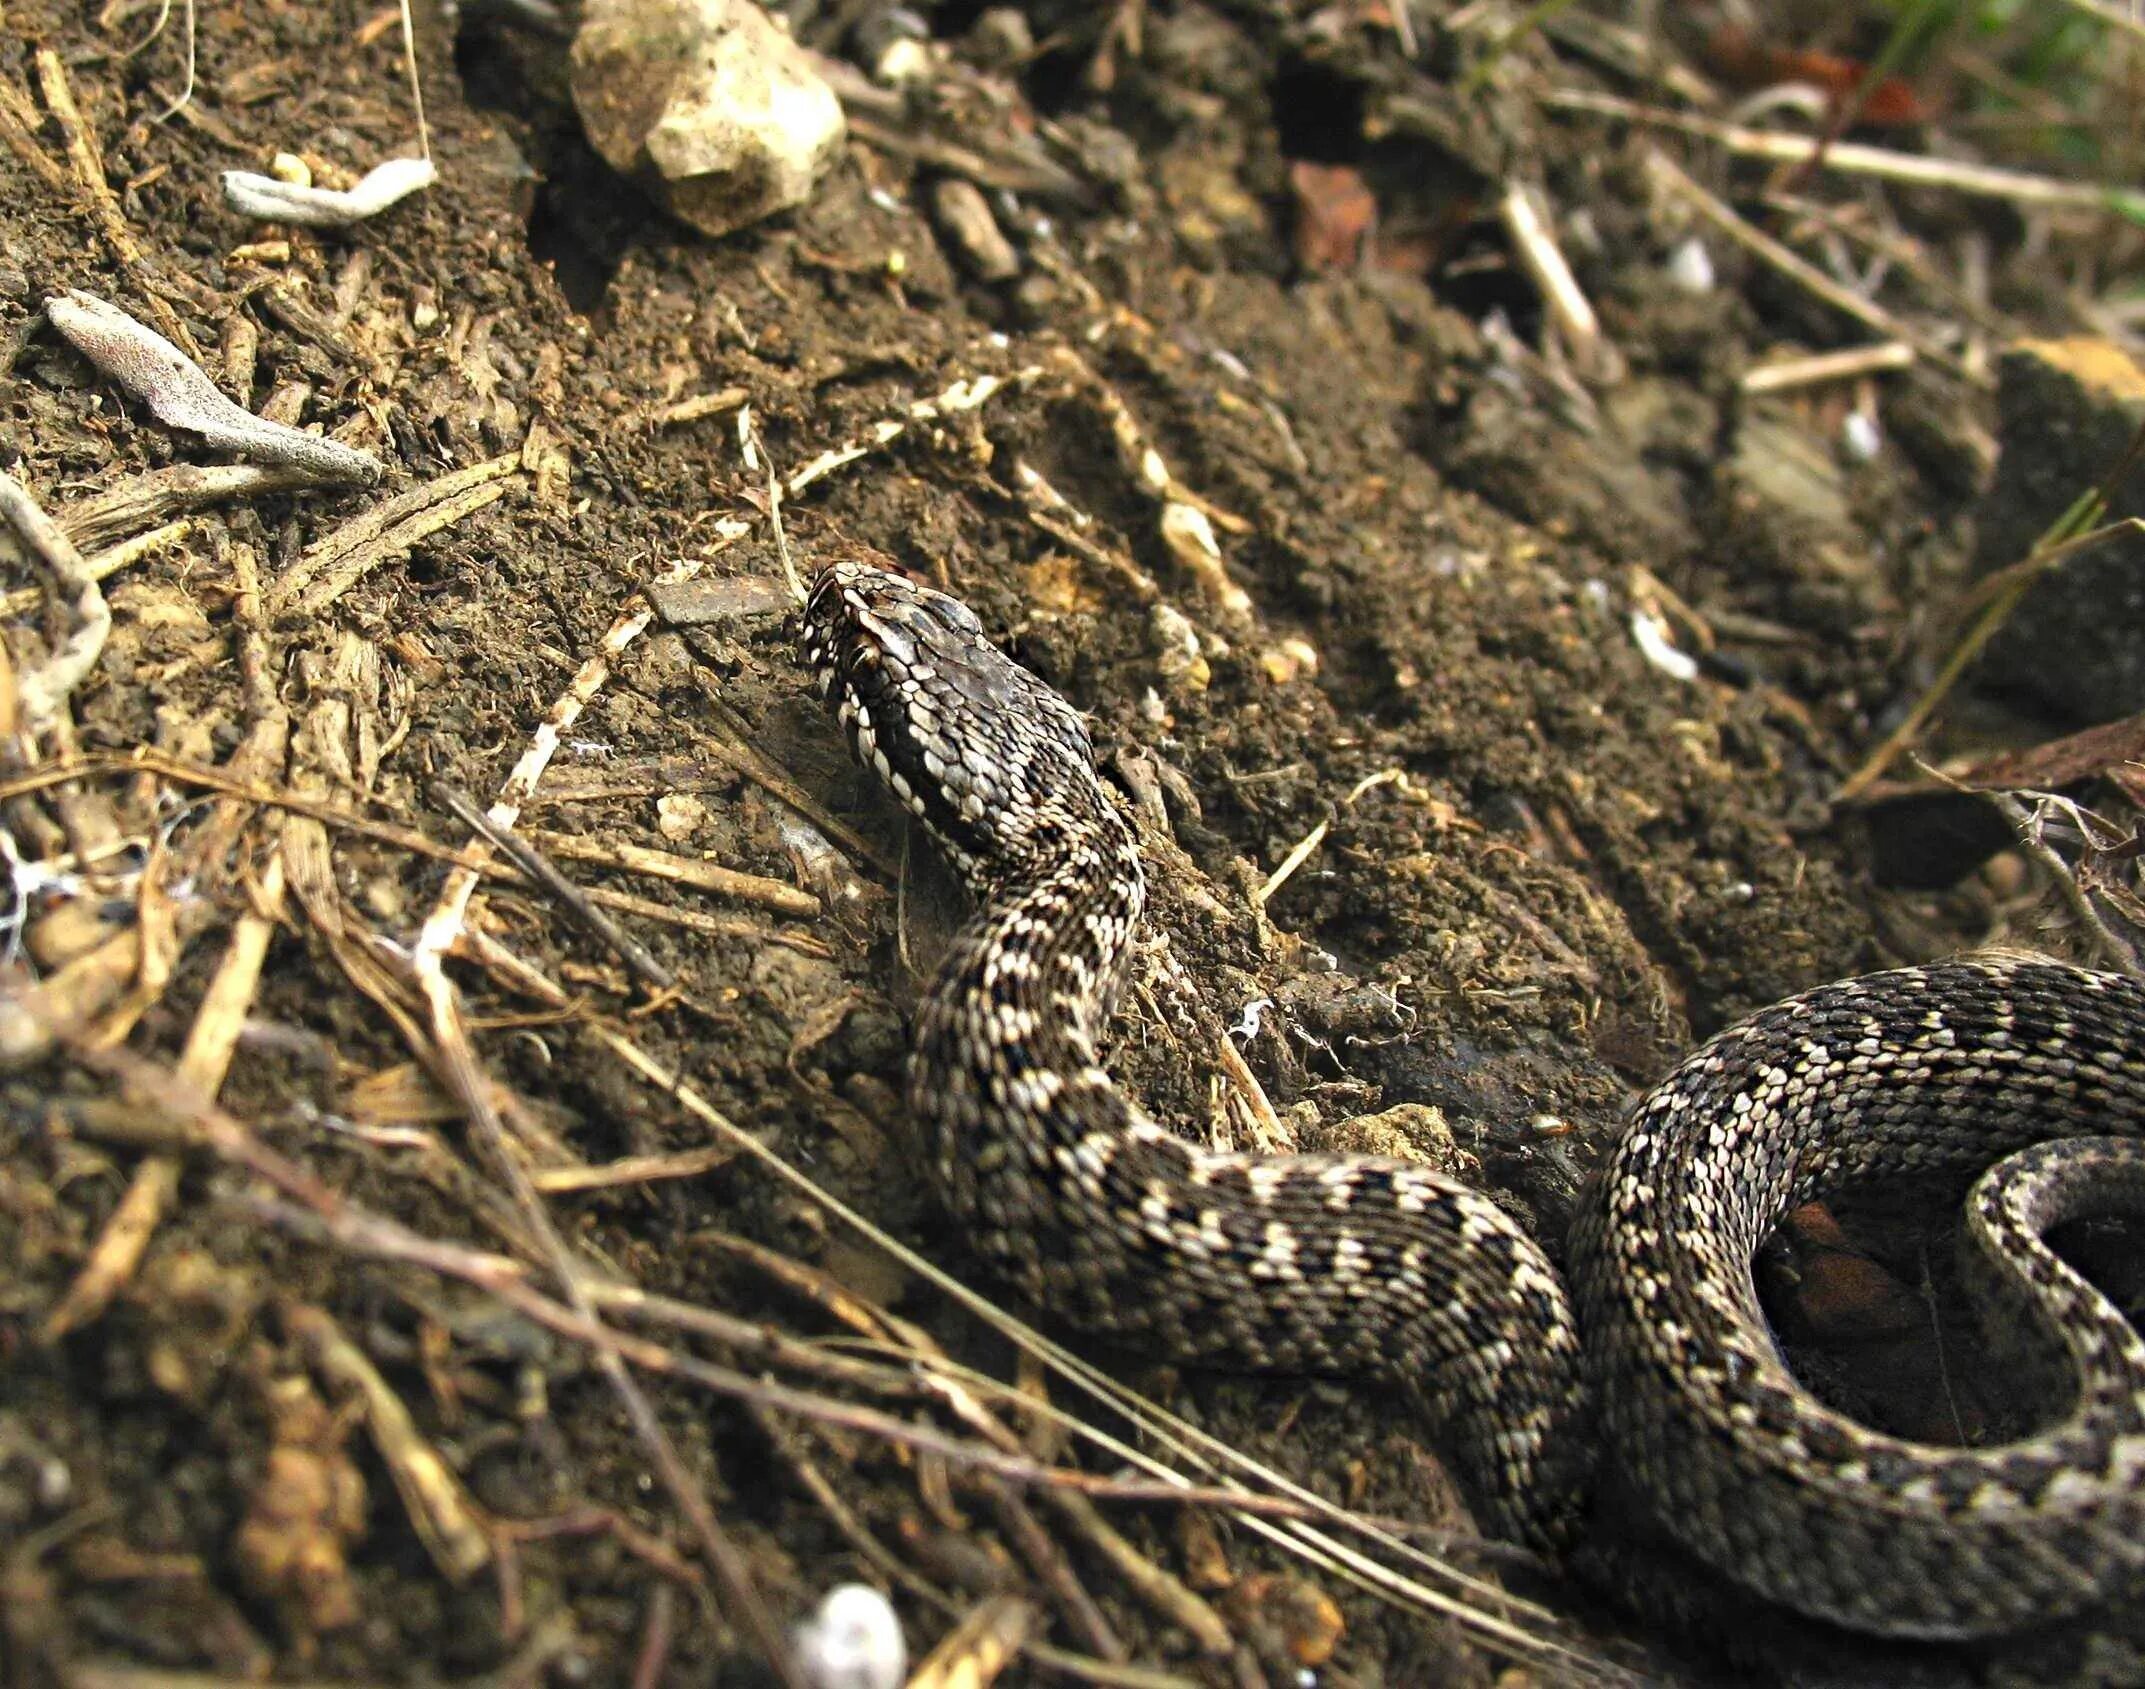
[
  {"x1": 1630, "y1": 607, "x2": 1699, "y2": 683},
  {"x1": 655, "y1": 791, "x2": 706, "y2": 839},
  {"x1": 570, "y1": 0, "x2": 846, "y2": 238},
  {"x1": 223, "y1": 156, "x2": 437, "y2": 227},
  {"x1": 791, "y1": 1583, "x2": 904, "y2": 1689},
  {"x1": 1148, "y1": 601, "x2": 1209, "y2": 694},
  {"x1": 853, "y1": 6, "x2": 933, "y2": 85},
  {"x1": 1666, "y1": 235, "x2": 1715, "y2": 295}
]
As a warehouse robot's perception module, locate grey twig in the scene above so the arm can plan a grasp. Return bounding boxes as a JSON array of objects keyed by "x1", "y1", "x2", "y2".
[
  {"x1": 0, "y1": 469, "x2": 113, "y2": 729},
  {"x1": 432, "y1": 782, "x2": 677, "y2": 991},
  {"x1": 43, "y1": 289, "x2": 383, "y2": 485}
]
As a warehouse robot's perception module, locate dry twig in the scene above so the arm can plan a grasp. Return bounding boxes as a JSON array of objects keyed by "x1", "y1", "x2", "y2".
[
  {"x1": 523, "y1": 830, "x2": 818, "y2": 918},
  {"x1": 1741, "y1": 342, "x2": 1916, "y2": 393},
  {"x1": 46, "y1": 290, "x2": 383, "y2": 483},
  {"x1": 1498, "y1": 180, "x2": 1607, "y2": 376},
  {"x1": 436, "y1": 783, "x2": 676, "y2": 992},
  {"x1": 268, "y1": 452, "x2": 523, "y2": 613},
  {"x1": 32, "y1": 49, "x2": 203, "y2": 360},
  {"x1": 0, "y1": 469, "x2": 114, "y2": 729},
  {"x1": 1552, "y1": 87, "x2": 2145, "y2": 217},
  {"x1": 1643, "y1": 150, "x2": 1983, "y2": 386}
]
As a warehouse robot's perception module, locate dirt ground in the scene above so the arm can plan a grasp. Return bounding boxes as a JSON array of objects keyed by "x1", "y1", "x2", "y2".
[{"x1": 2, "y1": 0, "x2": 2140, "y2": 1685}]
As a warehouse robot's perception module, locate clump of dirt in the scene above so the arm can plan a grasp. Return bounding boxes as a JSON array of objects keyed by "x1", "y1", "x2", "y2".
[{"x1": 1, "y1": 0, "x2": 2137, "y2": 1685}]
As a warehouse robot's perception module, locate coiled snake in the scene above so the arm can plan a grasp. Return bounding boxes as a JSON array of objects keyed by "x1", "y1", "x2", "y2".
[{"x1": 802, "y1": 557, "x2": 2145, "y2": 1641}]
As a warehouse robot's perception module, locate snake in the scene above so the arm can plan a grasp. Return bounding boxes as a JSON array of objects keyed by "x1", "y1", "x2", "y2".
[{"x1": 801, "y1": 555, "x2": 2145, "y2": 1642}]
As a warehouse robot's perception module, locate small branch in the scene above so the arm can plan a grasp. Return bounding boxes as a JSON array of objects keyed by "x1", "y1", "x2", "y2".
[
  {"x1": 55, "y1": 463, "x2": 326, "y2": 552},
  {"x1": 0, "y1": 518, "x2": 199, "y2": 622},
  {"x1": 0, "y1": 469, "x2": 114, "y2": 730},
  {"x1": 268, "y1": 452, "x2": 521, "y2": 613},
  {"x1": 45, "y1": 290, "x2": 383, "y2": 483},
  {"x1": 434, "y1": 782, "x2": 675, "y2": 991},
  {"x1": 1982, "y1": 787, "x2": 2139, "y2": 972},
  {"x1": 1498, "y1": 180, "x2": 1606, "y2": 376},
  {"x1": 1643, "y1": 150, "x2": 1983, "y2": 387},
  {"x1": 1740, "y1": 341, "x2": 1916, "y2": 394},
  {"x1": 1551, "y1": 87, "x2": 2145, "y2": 217},
  {"x1": 523, "y1": 830, "x2": 819, "y2": 918},
  {"x1": 33, "y1": 47, "x2": 204, "y2": 361}
]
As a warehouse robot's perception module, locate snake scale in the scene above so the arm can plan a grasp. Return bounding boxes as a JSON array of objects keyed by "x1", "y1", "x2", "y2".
[{"x1": 801, "y1": 556, "x2": 2145, "y2": 1642}]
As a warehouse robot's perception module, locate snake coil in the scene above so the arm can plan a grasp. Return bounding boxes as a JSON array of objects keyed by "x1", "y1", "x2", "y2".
[{"x1": 804, "y1": 557, "x2": 2145, "y2": 1640}]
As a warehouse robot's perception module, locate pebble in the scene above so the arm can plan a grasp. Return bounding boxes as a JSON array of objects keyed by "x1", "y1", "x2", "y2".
[
  {"x1": 928, "y1": 176, "x2": 1020, "y2": 282},
  {"x1": 790, "y1": 1583, "x2": 904, "y2": 1689},
  {"x1": 570, "y1": 0, "x2": 846, "y2": 238}
]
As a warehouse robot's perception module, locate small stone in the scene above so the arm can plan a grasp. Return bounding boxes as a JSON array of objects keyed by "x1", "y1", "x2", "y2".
[
  {"x1": 852, "y1": 6, "x2": 932, "y2": 85},
  {"x1": 359, "y1": 875, "x2": 406, "y2": 922},
  {"x1": 1312, "y1": 1102, "x2": 1480, "y2": 1183},
  {"x1": 1008, "y1": 272, "x2": 1058, "y2": 321},
  {"x1": 571, "y1": 0, "x2": 846, "y2": 239},
  {"x1": 1147, "y1": 602, "x2": 1209, "y2": 693},
  {"x1": 965, "y1": 7, "x2": 1032, "y2": 68},
  {"x1": 928, "y1": 177, "x2": 1020, "y2": 282},
  {"x1": 791, "y1": 1584, "x2": 904, "y2": 1689},
  {"x1": 645, "y1": 572, "x2": 792, "y2": 626},
  {"x1": 1257, "y1": 637, "x2": 1319, "y2": 685},
  {"x1": 1665, "y1": 235, "x2": 1715, "y2": 294},
  {"x1": 1225, "y1": 1574, "x2": 1344, "y2": 1668},
  {"x1": 656, "y1": 792, "x2": 707, "y2": 839}
]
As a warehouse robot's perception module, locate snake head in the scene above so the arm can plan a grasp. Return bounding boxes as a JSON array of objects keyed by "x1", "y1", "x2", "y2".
[{"x1": 802, "y1": 558, "x2": 1123, "y2": 887}]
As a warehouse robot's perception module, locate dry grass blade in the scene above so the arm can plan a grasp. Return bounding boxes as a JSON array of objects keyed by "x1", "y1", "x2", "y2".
[
  {"x1": 586, "y1": 1024, "x2": 1625, "y2": 1678},
  {"x1": 1840, "y1": 515, "x2": 2145, "y2": 802},
  {"x1": 1642, "y1": 150, "x2": 1981, "y2": 385},
  {"x1": 40, "y1": 851, "x2": 286, "y2": 1340},
  {"x1": 1549, "y1": 88, "x2": 2145, "y2": 216},
  {"x1": 0, "y1": 467, "x2": 113, "y2": 728}
]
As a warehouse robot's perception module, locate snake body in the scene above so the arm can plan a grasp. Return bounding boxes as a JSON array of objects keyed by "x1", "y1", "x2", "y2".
[{"x1": 802, "y1": 558, "x2": 2145, "y2": 1641}]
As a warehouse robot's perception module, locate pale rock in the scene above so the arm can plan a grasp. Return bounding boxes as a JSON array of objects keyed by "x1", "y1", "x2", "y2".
[
  {"x1": 656, "y1": 791, "x2": 707, "y2": 839},
  {"x1": 571, "y1": 0, "x2": 845, "y2": 238}
]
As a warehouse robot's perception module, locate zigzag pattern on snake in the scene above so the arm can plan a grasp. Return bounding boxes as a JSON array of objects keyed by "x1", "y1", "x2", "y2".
[{"x1": 801, "y1": 556, "x2": 2145, "y2": 1641}]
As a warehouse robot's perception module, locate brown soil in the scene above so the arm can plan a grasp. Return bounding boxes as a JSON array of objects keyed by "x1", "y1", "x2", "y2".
[{"x1": 0, "y1": 2, "x2": 2129, "y2": 1686}]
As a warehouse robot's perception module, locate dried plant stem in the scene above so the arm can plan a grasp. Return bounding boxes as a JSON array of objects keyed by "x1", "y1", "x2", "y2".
[
  {"x1": 33, "y1": 49, "x2": 204, "y2": 359},
  {"x1": 1552, "y1": 87, "x2": 2145, "y2": 217},
  {"x1": 1644, "y1": 150, "x2": 1981, "y2": 385},
  {"x1": 0, "y1": 469, "x2": 113, "y2": 729}
]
